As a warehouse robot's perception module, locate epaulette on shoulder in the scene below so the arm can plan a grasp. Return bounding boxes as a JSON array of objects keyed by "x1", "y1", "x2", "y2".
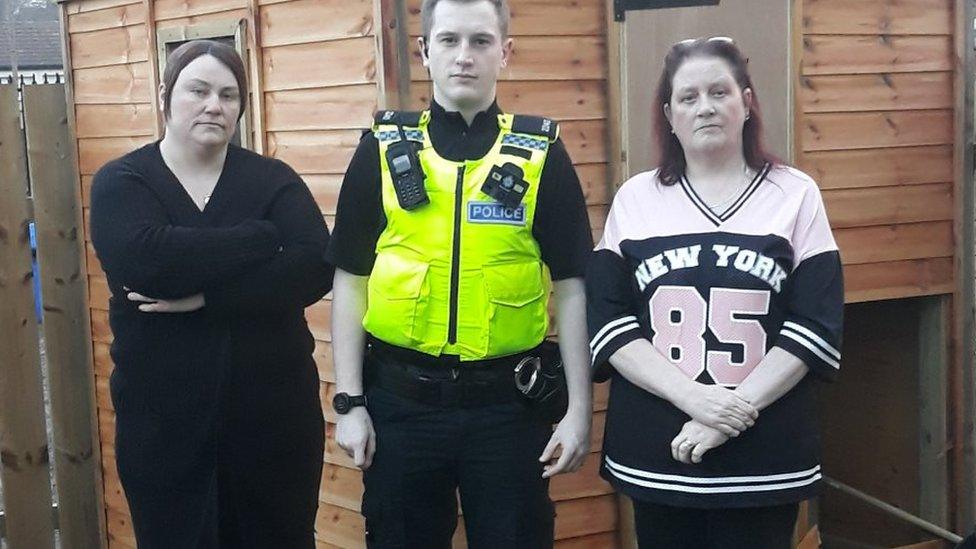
[
  {"x1": 511, "y1": 114, "x2": 559, "y2": 142},
  {"x1": 373, "y1": 110, "x2": 423, "y2": 127}
]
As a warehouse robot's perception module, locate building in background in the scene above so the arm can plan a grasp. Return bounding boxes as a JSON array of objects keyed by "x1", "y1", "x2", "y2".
[{"x1": 0, "y1": 0, "x2": 63, "y2": 85}]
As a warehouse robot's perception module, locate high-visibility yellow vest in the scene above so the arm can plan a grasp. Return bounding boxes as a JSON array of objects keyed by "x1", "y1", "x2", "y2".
[{"x1": 363, "y1": 109, "x2": 558, "y2": 360}]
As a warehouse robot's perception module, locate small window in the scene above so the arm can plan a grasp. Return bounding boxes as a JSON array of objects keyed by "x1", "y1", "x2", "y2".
[{"x1": 156, "y1": 21, "x2": 252, "y2": 149}]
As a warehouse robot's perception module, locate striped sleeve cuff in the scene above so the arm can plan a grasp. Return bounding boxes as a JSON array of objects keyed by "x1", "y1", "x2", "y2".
[
  {"x1": 776, "y1": 320, "x2": 841, "y2": 381},
  {"x1": 590, "y1": 315, "x2": 643, "y2": 381}
]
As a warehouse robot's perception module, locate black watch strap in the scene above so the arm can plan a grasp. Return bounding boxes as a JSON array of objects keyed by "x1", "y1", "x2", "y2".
[{"x1": 333, "y1": 392, "x2": 367, "y2": 415}]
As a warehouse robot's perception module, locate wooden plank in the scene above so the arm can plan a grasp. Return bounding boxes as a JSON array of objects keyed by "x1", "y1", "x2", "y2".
[
  {"x1": 23, "y1": 85, "x2": 105, "y2": 549},
  {"x1": 78, "y1": 136, "x2": 152, "y2": 175},
  {"x1": 801, "y1": 35, "x2": 952, "y2": 75},
  {"x1": 95, "y1": 375, "x2": 114, "y2": 412},
  {"x1": 549, "y1": 452, "x2": 614, "y2": 502},
  {"x1": 87, "y1": 241, "x2": 105, "y2": 277},
  {"x1": 259, "y1": 0, "x2": 373, "y2": 48},
  {"x1": 245, "y1": 0, "x2": 267, "y2": 154},
  {"x1": 72, "y1": 62, "x2": 152, "y2": 104},
  {"x1": 798, "y1": 145, "x2": 953, "y2": 189},
  {"x1": 408, "y1": 36, "x2": 607, "y2": 81},
  {"x1": 305, "y1": 298, "x2": 331, "y2": 341},
  {"x1": 952, "y1": 0, "x2": 976, "y2": 529},
  {"x1": 304, "y1": 174, "x2": 342, "y2": 215},
  {"x1": 68, "y1": 2, "x2": 146, "y2": 34},
  {"x1": 803, "y1": 110, "x2": 952, "y2": 152},
  {"x1": 90, "y1": 275, "x2": 110, "y2": 311},
  {"x1": 555, "y1": 531, "x2": 618, "y2": 548},
  {"x1": 153, "y1": 0, "x2": 245, "y2": 21},
  {"x1": 69, "y1": 24, "x2": 149, "y2": 69},
  {"x1": 94, "y1": 341, "x2": 114, "y2": 378},
  {"x1": 377, "y1": 0, "x2": 408, "y2": 109},
  {"x1": 917, "y1": 296, "x2": 949, "y2": 528},
  {"x1": 267, "y1": 130, "x2": 363, "y2": 175},
  {"x1": 799, "y1": 72, "x2": 953, "y2": 113},
  {"x1": 262, "y1": 37, "x2": 378, "y2": 91},
  {"x1": 316, "y1": 501, "x2": 366, "y2": 547},
  {"x1": 91, "y1": 309, "x2": 114, "y2": 344},
  {"x1": 576, "y1": 163, "x2": 609, "y2": 206},
  {"x1": 404, "y1": 0, "x2": 605, "y2": 37},
  {"x1": 554, "y1": 494, "x2": 617, "y2": 539},
  {"x1": 264, "y1": 85, "x2": 377, "y2": 131},
  {"x1": 152, "y1": 8, "x2": 250, "y2": 29},
  {"x1": 560, "y1": 119, "x2": 606, "y2": 164},
  {"x1": 75, "y1": 103, "x2": 155, "y2": 138},
  {"x1": 846, "y1": 256, "x2": 953, "y2": 306},
  {"x1": 65, "y1": 0, "x2": 140, "y2": 15},
  {"x1": 835, "y1": 221, "x2": 953, "y2": 265},
  {"x1": 105, "y1": 507, "x2": 137, "y2": 549},
  {"x1": 142, "y1": 0, "x2": 162, "y2": 139},
  {"x1": 802, "y1": 0, "x2": 953, "y2": 35},
  {"x1": 314, "y1": 339, "x2": 335, "y2": 383},
  {"x1": 0, "y1": 85, "x2": 56, "y2": 549},
  {"x1": 320, "y1": 463, "x2": 363, "y2": 511},
  {"x1": 822, "y1": 183, "x2": 953, "y2": 229}
]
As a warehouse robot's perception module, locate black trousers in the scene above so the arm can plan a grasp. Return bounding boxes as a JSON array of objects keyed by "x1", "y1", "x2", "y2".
[
  {"x1": 361, "y1": 383, "x2": 555, "y2": 549},
  {"x1": 113, "y1": 362, "x2": 324, "y2": 549},
  {"x1": 632, "y1": 499, "x2": 798, "y2": 549}
]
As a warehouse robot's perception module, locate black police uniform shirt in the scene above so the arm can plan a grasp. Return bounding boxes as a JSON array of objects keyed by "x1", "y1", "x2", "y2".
[
  {"x1": 327, "y1": 99, "x2": 592, "y2": 286},
  {"x1": 586, "y1": 165, "x2": 844, "y2": 508}
]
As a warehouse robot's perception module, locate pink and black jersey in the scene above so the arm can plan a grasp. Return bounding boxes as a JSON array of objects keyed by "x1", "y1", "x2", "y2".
[{"x1": 586, "y1": 164, "x2": 843, "y2": 508}]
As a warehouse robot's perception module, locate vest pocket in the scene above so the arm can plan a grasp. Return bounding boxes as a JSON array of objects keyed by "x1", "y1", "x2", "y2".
[
  {"x1": 483, "y1": 261, "x2": 547, "y2": 355},
  {"x1": 366, "y1": 253, "x2": 429, "y2": 345}
]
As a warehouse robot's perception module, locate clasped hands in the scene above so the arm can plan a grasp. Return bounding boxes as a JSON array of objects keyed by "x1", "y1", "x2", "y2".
[{"x1": 670, "y1": 384, "x2": 758, "y2": 465}]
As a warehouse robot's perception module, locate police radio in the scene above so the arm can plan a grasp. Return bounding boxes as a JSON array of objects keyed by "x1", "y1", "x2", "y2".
[
  {"x1": 481, "y1": 162, "x2": 528, "y2": 209},
  {"x1": 385, "y1": 136, "x2": 429, "y2": 211}
]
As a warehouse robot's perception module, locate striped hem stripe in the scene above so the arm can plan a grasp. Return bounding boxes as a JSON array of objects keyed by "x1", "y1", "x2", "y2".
[
  {"x1": 590, "y1": 316, "x2": 640, "y2": 362},
  {"x1": 604, "y1": 456, "x2": 822, "y2": 495},
  {"x1": 782, "y1": 321, "x2": 840, "y2": 359}
]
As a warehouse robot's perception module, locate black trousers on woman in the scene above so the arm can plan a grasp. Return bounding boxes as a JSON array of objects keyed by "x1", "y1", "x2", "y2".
[
  {"x1": 114, "y1": 355, "x2": 324, "y2": 549},
  {"x1": 632, "y1": 499, "x2": 798, "y2": 549}
]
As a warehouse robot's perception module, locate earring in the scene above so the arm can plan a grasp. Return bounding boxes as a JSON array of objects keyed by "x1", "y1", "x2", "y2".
[{"x1": 745, "y1": 112, "x2": 751, "y2": 121}]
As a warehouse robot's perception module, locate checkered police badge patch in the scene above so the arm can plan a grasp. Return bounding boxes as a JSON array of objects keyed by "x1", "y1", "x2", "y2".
[{"x1": 467, "y1": 201, "x2": 526, "y2": 226}]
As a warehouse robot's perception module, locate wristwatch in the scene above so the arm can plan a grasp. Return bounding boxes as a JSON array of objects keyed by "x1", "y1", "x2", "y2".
[{"x1": 332, "y1": 392, "x2": 367, "y2": 415}]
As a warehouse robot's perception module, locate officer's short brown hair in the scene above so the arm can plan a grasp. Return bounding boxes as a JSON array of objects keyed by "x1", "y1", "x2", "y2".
[{"x1": 420, "y1": 0, "x2": 510, "y2": 41}]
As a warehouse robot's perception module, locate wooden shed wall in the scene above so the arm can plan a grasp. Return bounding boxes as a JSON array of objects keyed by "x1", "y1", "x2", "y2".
[
  {"x1": 795, "y1": 0, "x2": 956, "y2": 303},
  {"x1": 64, "y1": 0, "x2": 616, "y2": 546}
]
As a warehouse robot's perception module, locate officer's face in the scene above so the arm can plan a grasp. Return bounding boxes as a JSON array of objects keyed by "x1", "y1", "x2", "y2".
[
  {"x1": 420, "y1": 0, "x2": 512, "y2": 112},
  {"x1": 664, "y1": 55, "x2": 752, "y2": 157}
]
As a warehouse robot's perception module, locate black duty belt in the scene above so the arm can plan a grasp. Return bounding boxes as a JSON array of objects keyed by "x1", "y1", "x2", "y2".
[{"x1": 364, "y1": 339, "x2": 534, "y2": 408}]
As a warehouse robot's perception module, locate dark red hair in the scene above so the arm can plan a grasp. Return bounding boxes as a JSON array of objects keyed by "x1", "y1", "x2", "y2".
[{"x1": 653, "y1": 38, "x2": 777, "y2": 185}]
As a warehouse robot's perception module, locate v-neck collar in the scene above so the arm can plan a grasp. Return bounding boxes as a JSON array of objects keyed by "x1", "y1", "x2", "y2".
[
  {"x1": 679, "y1": 163, "x2": 771, "y2": 226},
  {"x1": 152, "y1": 141, "x2": 234, "y2": 218}
]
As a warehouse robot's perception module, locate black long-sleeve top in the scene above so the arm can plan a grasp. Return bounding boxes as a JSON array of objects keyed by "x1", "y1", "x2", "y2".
[{"x1": 90, "y1": 142, "x2": 333, "y2": 415}]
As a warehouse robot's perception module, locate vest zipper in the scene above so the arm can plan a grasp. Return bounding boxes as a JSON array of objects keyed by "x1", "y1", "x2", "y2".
[{"x1": 448, "y1": 165, "x2": 464, "y2": 344}]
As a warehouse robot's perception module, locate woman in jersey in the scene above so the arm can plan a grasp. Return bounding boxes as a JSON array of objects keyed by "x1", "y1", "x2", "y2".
[
  {"x1": 90, "y1": 40, "x2": 332, "y2": 547},
  {"x1": 586, "y1": 38, "x2": 843, "y2": 548}
]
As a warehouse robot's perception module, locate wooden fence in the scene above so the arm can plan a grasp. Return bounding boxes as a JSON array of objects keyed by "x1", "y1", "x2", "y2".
[{"x1": 0, "y1": 83, "x2": 105, "y2": 549}]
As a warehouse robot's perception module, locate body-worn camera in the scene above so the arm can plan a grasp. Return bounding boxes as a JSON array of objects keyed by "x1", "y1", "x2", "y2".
[
  {"x1": 386, "y1": 140, "x2": 429, "y2": 210},
  {"x1": 481, "y1": 162, "x2": 529, "y2": 209}
]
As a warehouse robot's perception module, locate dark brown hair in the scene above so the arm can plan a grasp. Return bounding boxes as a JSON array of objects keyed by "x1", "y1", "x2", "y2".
[
  {"x1": 161, "y1": 40, "x2": 247, "y2": 120},
  {"x1": 420, "y1": 0, "x2": 510, "y2": 41},
  {"x1": 653, "y1": 38, "x2": 776, "y2": 186}
]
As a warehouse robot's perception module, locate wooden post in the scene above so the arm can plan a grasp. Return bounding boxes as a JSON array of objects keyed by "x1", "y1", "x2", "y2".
[
  {"x1": 952, "y1": 0, "x2": 976, "y2": 532},
  {"x1": 23, "y1": 84, "x2": 105, "y2": 549},
  {"x1": 918, "y1": 296, "x2": 949, "y2": 530},
  {"x1": 0, "y1": 84, "x2": 56, "y2": 549}
]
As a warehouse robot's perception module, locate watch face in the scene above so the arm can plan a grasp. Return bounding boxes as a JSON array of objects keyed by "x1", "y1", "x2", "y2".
[{"x1": 333, "y1": 393, "x2": 350, "y2": 414}]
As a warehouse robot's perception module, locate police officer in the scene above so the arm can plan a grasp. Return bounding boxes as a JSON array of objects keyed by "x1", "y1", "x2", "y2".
[{"x1": 327, "y1": 0, "x2": 593, "y2": 546}]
